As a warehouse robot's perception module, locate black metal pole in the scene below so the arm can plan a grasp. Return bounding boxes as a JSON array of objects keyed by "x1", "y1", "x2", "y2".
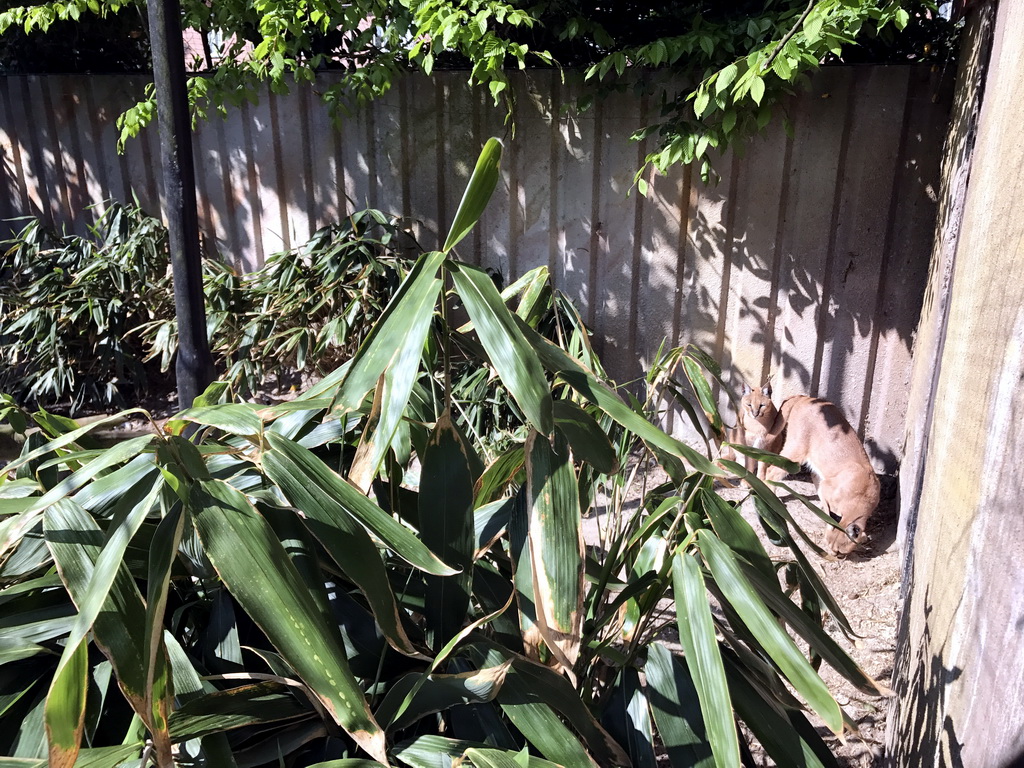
[{"x1": 147, "y1": 0, "x2": 215, "y2": 409}]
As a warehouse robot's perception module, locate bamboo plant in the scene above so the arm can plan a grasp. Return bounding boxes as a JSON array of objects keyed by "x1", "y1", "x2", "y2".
[{"x1": 0, "y1": 138, "x2": 886, "y2": 768}]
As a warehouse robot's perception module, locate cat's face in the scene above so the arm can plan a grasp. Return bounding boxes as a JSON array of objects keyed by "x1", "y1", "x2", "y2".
[{"x1": 741, "y1": 384, "x2": 775, "y2": 424}]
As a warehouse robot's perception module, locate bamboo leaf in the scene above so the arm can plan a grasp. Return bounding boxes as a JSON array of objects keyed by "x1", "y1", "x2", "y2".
[
  {"x1": 420, "y1": 411, "x2": 479, "y2": 650},
  {"x1": 680, "y1": 357, "x2": 723, "y2": 437},
  {"x1": 332, "y1": 250, "x2": 444, "y2": 416},
  {"x1": 168, "y1": 681, "x2": 311, "y2": 742},
  {"x1": 734, "y1": 557, "x2": 888, "y2": 695},
  {"x1": 723, "y1": 653, "x2": 837, "y2": 768},
  {"x1": 644, "y1": 642, "x2": 714, "y2": 767},
  {"x1": 3, "y1": 435, "x2": 155, "y2": 559},
  {"x1": 374, "y1": 663, "x2": 511, "y2": 732},
  {"x1": 699, "y1": 488, "x2": 775, "y2": 582},
  {"x1": 698, "y1": 531, "x2": 843, "y2": 733},
  {"x1": 474, "y1": 446, "x2": 524, "y2": 505},
  {"x1": 394, "y1": 736, "x2": 560, "y2": 768},
  {"x1": 553, "y1": 400, "x2": 618, "y2": 474},
  {"x1": 172, "y1": 403, "x2": 262, "y2": 437},
  {"x1": 188, "y1": 479, "x2": 387, "y2": 762},
  {"x1": 521, "y1": 324, "x2": 722, "y2": 476},
  {"x1": 525, "y1": 431, "x2": 583, "y2": 669},
  {"x1": 264, "y1": 431, "x2": 457, "y2": 576},
  {"x1": 44, "y1": 638, "x2": 88, "y2": 768},
  {"x1": 472, "y1": 643, "x2": 629, "y2": 767},
  {"x1": 600, "y1": 668, "x2": 657, "y2": 768},
  {"x1": 450, "y1": 261, "x2": 554, "y2": 435},
  {"x1": 443, "y1": 138, "x2": 503, "y2": 253},
  {"x1": 43, "y1": 501, "x2": 148, "y2": 712},
  {"x1": 671, "y1": 552, "x2": 740, "y2": 768}
]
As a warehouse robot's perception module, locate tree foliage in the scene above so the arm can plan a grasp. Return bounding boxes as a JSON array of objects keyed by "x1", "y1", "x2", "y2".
[{"x1": 0, "y1": 0, "x2": 956, "y2": 177}]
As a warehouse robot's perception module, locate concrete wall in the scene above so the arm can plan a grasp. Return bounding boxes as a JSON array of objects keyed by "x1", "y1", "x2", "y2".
[
  {"x1": 0, "y1": 68, "x2": 951, "y2": 468},
  {"x1": 888, "y1": 2, "x2": 1024, "y2": 765}
]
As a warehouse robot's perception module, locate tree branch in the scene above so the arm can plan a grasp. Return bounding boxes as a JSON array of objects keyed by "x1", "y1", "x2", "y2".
[{"x1": 762, "y1": 0, "x2": 819, "y2": 71}]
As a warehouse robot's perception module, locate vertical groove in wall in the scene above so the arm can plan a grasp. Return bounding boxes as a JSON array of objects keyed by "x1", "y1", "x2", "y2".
[
  {"x1": 713, "y1": 153, "x2": 742, "y2": 367},
  {"x1": 83, "y1": 80, "x2": 113, "y2": 205},
  {"x1": 434, "y1": 81, "x2": 447, "y2": 240},
  {"x1": 38, "y1": 76, "x2": 71, "y2": 223},
  {"x1": 19, "y1": 76, "x2": 50, "y2": 217},
  {"x1": 298, "y1": 84, "x2": 316, "y2": 234},
  {"x1": 215, "y1": 113, "x2": 240, "y2": 267},
  {"x1": 334, "y1": 107, "x2": 347, "y2": 219},
  {"x1": 509, "y1": 104, "x2": 521, "y2": 278},
  {"x1": 240, "y1": 100, "x2": 265, "y2": 268},
  {"x1": 193, "y1": 120, "x2": 214, "y2": 250},
  {"x1": 811, "y1": 74, "x2": 858, "y2": 397},
  {"x1": 673, "y1": 163, "x2": 695, "y2": 351},
  {"x1": 268, "y1": 90, "x2": 291, "y2": 251},
  {"x1": 762, "y1": 121, "x2": 796, "y2": 382},
  {"x1": 587, "y1": 98, "x2": 604, "y2": 329},
  {"x1": 365, "y1": 103, "x2": 379, "y2": 212},
  {"x1": 548, "y1": 71, "x2": 561, "y2": 289},
  {"x1": 399, "y1": 78, "x2": 412, "y2": 222},
  {"x1": 669, "y1": 162, "x2": 697, "y2": 435},
  {"x1": 859, "y1": 77, "x2": 915, "y2": 435},
  {"x1": 61, "y1": 79, "x2": 88, "y2": 218},
  {"x1": 627, "y1": 93, "x2": 649, "y2": 366},
  {"x1": 1, "y1": 79, "x2": 30, "y2": 213},
  {"x1": 140, "y1": 111, "x2": 160, "y2": 210}
]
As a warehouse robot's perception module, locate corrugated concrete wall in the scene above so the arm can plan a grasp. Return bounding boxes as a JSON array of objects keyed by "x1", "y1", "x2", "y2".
[
  {"x1": 0, "y1": 67, "x2": 950, "y2": 470},
  {"x1": 888, "y1": 2, "x2": 1024, "y2": 766}
]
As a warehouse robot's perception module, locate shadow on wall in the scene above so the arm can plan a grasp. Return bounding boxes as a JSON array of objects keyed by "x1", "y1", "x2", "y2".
[
  {"x1": 0, "y1": 66, "x2": 953, "y2": 472},
  {"x1": 888, "y1": 586, "x2": 967, "y2": 767}
]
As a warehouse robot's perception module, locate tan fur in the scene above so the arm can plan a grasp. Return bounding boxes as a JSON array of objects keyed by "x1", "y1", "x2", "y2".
[{"x1": 728, "y1": 385, "x2": 880, "y2": 556}]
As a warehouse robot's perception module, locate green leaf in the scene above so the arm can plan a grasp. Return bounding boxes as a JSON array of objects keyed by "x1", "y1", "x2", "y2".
[
  {"x1": 723, "y1": 653, "x2": 837, "y2": 768},
  {"x1": 450, "y1": 261, "x2": 554, "y2": 435},
  {"x1": 3, "y1": 435, "x2": 155, "y2": 559},
  {"x1": 444, "y1": 137, "x2": 503, "y2": 253},
  {"x1": 715, "y1": 63, "x2": 738, "y2": 94},
  {"x1": 173, "y1": 403, "x2": 262, "y2": 436},
  {"x1": 725, "y1": 444, "x2": 801, "y2": 475},
  {"x1": 521, "y1": 323, "x2": 723, "y2": 476},
  {"x1": 43, "y1": 500, "x2": 148, "y2": 709},
  {"x1": 50, "y1": 475, "x2": 163, "y2": 691},
  {"x1": 681, "y1": 356, "x2": 723, "y2": 436},
  {"x1": 44, "y1": 638, "x2": 88, "y2": 768},
  {"x1": 333, "y1": 250, "x2": 444, "y2": 415},
  {"x1": 168, "y1": 681, "x2": 311, "y2": 742},
  {"x1": 553, "y1": 400, "x2": 618, "y2": 474},
  {"x1": 672, "y1": 552, "x2": 740, "y2": 768},
  {"x1": 803, "y1": 13, "x2": 824, "y2": 43},
  {"x1": 698, "y1": 531, "x2": 843, "y2": 733},
  {"x1": 644, "y1": 642, "x2": 714, "y2": 767},
  {"x1": 750, "y1": 75, "x2": 766, "y2": 105},
  {"x1": 525, "y1": 431, "x2": 583, "y2": 667},
  {"x1": 375, "y1": 664, "x2": 511, "y2": 732},
  {"x1": 263, "y1": 431, "x2": 457, "y2": 577},
  {"x1": 394, "y1": 735, "x2": 561, "y2": 768},
  {"x1": 188, "y1": 479, "x2": 387, "y2": 762},
  {"x1": 700, "y1": 489, "x2": 775, "y2": 582},
  {"x1": 420, "y1": 411, "x2": 479, "y2": 650},
  {"x1": 694, "y1": 89, "x2": 710, "y2": 118}
]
